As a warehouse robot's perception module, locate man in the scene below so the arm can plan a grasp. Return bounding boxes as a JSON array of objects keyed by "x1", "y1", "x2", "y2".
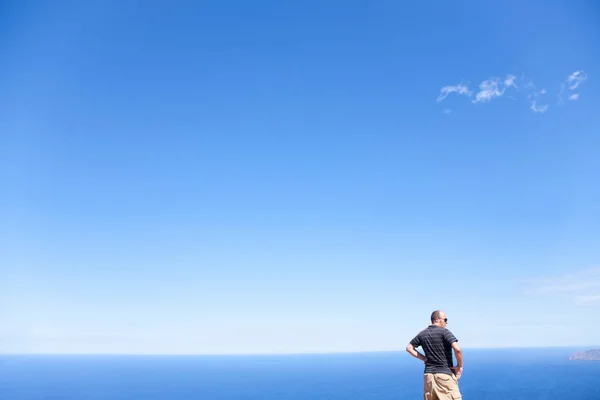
[{"x1": 406, "y1": 310, "x2": 463, "y2": 400}]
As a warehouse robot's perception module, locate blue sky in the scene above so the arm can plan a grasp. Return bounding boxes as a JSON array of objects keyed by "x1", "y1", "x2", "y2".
[{"x1": 1, "y1": 0, "x2": 599, "y2": 354}]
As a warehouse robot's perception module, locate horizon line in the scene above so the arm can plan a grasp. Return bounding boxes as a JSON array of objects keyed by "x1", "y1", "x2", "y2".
[{"x1": 1, "y1": 345, "x2": 596, "y2": 357}]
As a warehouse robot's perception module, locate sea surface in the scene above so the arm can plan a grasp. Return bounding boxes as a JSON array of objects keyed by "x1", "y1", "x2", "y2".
[{"x1": 1, "y1": 348, "x2": 598, "y2": 399}]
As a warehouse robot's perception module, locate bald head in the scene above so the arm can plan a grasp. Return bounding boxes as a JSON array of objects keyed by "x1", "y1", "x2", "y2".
[{"x1": 430, "y1": 310, "x2": 448, "y2": 327}]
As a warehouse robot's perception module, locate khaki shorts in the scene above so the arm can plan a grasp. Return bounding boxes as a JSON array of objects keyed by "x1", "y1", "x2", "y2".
[{"x1": 423, "y1": 373, "x2": 462, "y2": 400}]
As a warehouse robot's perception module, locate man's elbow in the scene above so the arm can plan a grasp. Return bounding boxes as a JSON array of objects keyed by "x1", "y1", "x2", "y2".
[{"x1": 405, "y1": 344, "x2": 413, "y2": 353}]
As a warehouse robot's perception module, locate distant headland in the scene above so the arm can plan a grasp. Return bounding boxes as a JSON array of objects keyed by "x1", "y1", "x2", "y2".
[{"x1": 569, "y1": 349, "x2": 600, "y2": 361}]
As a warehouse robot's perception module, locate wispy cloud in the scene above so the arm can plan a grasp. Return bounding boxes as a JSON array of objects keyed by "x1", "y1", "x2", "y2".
[
  {"x1": 530, "y1": 266, "x2": 600, "y2": 306},
  {"x1": 472, "y1": 75, "x2": 518, "y2": 103},
  {"x1": 504, "y1": 74, "x2": 519, "y2": 90},
  {"x1": 568, "y1": 70, "x2": 588, "y2": 90},
  {"x1": 442, "y1": 109, "x2": 452, "y2": 114},
  {"x1": 574, "y1": 295, "x2": 600, "y2": 307},
  {"x1": 439, "y1": 70, "x2": 588, "y2": 113},
  {"x1": 557, "y1": 84, "x2": 566, "y2": 105},
  {"x1": 558, "y1": 70, "x2": 587, "y2": 104},
  {"x1": 526, "y1": 81, "x2": 548, "y2": 114},
  {"x1": 536, "y1": 280, "x2": 600, "y2": 294},
  {"x1": 437, "y1": 84, "x2": 472, "y2": 102},
  {"x1": 473, "y1": 78, "x2": 503, "y2": 103},
  {"x1": 530, "y1": 100, "x2": 548, "y2": 114}
]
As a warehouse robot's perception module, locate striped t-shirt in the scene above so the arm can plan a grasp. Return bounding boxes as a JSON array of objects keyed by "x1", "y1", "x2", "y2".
[{"x1": 409, "y1": 325, "x2": 458, "y2": 375}]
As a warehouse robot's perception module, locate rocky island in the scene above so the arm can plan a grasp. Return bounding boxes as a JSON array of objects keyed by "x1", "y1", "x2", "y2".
[{"x1": 569, "y1": 349, "x2": 600, "y2": 360}]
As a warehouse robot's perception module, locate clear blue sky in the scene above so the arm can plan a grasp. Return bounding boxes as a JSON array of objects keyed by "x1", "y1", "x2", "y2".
[{"x1": 1, "y1": 0, "x2": 599, "y2": 354}]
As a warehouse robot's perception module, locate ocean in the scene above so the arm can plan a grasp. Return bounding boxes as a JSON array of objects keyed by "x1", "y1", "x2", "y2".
[{"x1": 1, "y1": 348, "x2": 598, "y2": 399}]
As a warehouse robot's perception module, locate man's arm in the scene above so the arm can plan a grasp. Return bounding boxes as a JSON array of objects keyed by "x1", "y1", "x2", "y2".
[
  {"x1": 451, "y1": 342, "x2": 463, "y2": 379},
  {"x1": 406, "y1": 343, "x2": 427, "y2": 362}
]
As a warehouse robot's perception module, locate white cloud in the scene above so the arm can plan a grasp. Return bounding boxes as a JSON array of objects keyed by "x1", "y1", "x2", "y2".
[
  {"x1": 531, "y1": 266, "x2": 600, "y2": 306},
  {"x1": 557, "y1": 84, "x2": 566, "y2": 105},
  {"x1": 524, "y1": 78, "x2": 544, "y2": 95},
  {"x1": 442, "y1": 109, "x2": 452, "y2": 114},
  {"x1": 438, "y1": 70, "x2": 587, "y2": 112},
  {"x1": 567, "y1": 70, "x2": 588, "y2": 90},
  {"x1": 574, "y1": 295, "x2": 600, "y2": 307},
  {"x1": 504, "y1": 74, "x2": 519, "y2": 90},
  {"x1": 437, "y1": 84, "x2": 472, "y2": 102},
  {"x1": 559, "y1": 70, "x2": 588, "y2": 105},
  {"x1": 473, "y1": 74, "x2": 518, "y2": 103},
  {"x1": 526, "y1": 80, "x2": 548, "y2": 113},
  {"x1": 530, "y1": 100, "x2": 548, "y2": 114},
  {"x1": 537, "y1": 281, "x2": 600, "y2": 294},
  {"x1": 473, "y1": 78, "x2": 503, "y2": 103}
]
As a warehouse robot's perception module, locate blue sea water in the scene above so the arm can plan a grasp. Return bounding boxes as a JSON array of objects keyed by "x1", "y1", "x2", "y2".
[{"x1": 1, "y1": 348, "x2": 598, "y2": 399}]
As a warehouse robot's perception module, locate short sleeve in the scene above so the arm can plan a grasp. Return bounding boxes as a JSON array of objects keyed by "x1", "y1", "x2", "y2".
[
  {"x1": 444, "y1": 329, "x2": 458, "y2": 345},
  {"x1": 409, "y1": 334, "x2": 422, "y2": 348}
]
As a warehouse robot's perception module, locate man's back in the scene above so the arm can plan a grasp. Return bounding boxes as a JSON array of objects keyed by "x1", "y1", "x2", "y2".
[
  {"x1": 406, "y1": 311, "x2": 463, "y2": 399},
  {"x1": 409, "y1": 325, "x2": 457, "y2": 375}
]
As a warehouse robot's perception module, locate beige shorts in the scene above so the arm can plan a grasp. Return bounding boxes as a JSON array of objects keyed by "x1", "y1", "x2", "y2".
[{"x1": 423, "y1": 373, "x2": 462, "y2": 400}]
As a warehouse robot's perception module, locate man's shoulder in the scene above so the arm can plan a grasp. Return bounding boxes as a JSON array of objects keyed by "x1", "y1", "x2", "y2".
[
  {"x1": 413, "y1": 325, "x2": 436, "y2": 338},
  {"x1": 415, "y1": 325, "x2": 457, "y2": 336},
  {"x1": 417, "y1": 326, "x2": 435, "y2": 335},
  {"x1": 443, "y1": 328, "x2": 458, "y2": 342},
  {"x1": 427, "y1": 326, "x2": 457, "y2": 339}
]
